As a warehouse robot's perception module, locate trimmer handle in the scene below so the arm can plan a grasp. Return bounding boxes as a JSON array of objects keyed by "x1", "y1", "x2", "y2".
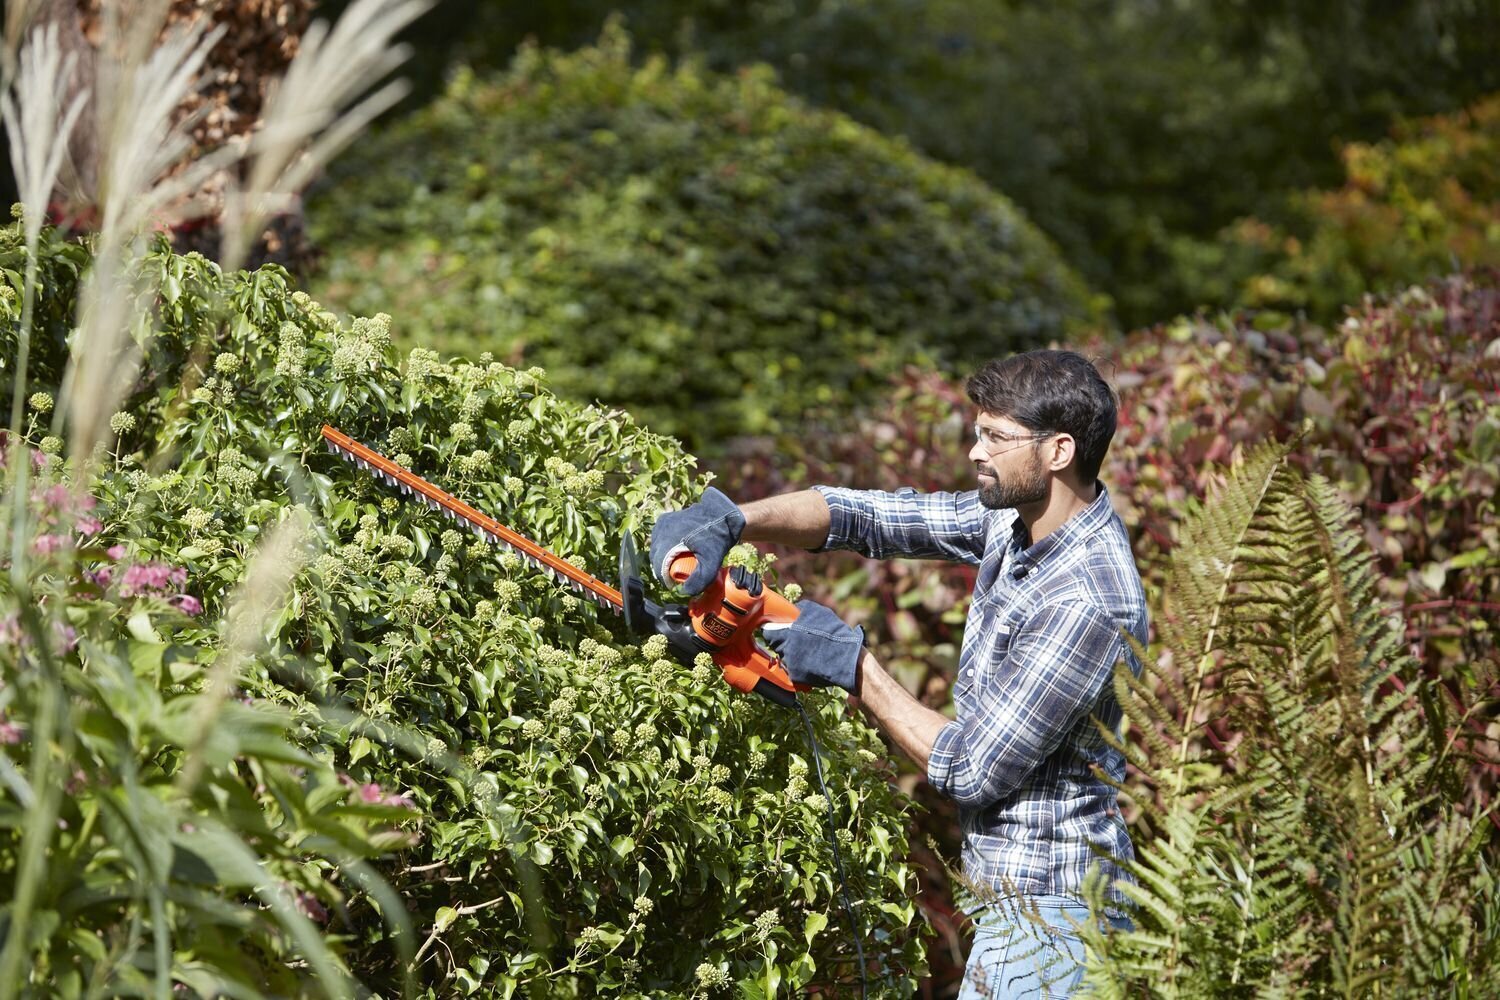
[{"x1": 666, "y1": 553, "x2": 808, "y2": 706}]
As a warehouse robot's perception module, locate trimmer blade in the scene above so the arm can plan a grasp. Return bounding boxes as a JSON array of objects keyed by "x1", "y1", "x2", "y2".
[{"x1": 620, "y1": 533, "x2": 649, "y2": 635}]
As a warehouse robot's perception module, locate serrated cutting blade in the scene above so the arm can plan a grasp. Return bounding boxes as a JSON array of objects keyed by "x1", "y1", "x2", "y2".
[{"x1": 320, "y1": 424, "x2": 624, "y2": 612}]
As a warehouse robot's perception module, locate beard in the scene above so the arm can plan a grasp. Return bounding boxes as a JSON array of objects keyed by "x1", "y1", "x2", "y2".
[{"x1": 978, "y1": 449, "x2": 1049, "y2": 510}]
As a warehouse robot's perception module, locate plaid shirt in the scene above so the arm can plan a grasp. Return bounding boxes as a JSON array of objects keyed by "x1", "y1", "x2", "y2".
[{"x1": 813, "y1": 484, "x2": 1147, "y2": 907}]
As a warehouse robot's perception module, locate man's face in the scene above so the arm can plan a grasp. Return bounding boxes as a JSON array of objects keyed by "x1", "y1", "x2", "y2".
[{"x1": 970, "y1": 413, "x2": 1050, "y2": 511}]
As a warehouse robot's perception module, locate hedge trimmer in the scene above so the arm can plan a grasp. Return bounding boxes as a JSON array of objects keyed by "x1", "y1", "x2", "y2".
[
  {"x1": 322, "y1": 424, "x2": 867, "y2": 995},
  {"x1": 319, "y1": 425, "x2": 809, "y2": 707}
]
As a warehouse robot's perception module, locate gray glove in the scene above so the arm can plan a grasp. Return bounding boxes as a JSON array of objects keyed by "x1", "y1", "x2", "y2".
[
  {"x1": 762, "y1": 599, "x2": 864, "y2": 692},
  {"x1": 648, "y1": 487, "x2": 746, "y2": 595}
]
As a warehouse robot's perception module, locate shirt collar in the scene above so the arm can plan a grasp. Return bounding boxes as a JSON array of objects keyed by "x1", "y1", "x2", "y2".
[{"x1": 1009, "y1": 483, "x2": 1115, "y2": 578}]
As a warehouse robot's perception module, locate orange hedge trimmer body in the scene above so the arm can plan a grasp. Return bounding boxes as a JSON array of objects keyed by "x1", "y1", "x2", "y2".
[{"x1": 321, "y1": 425, "x2": 807, "y2": 706}]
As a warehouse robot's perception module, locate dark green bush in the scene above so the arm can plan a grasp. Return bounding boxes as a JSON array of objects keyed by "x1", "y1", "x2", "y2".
[
  {"x1": 315, "y1": 0, "x2": 1500, "y2": 326},
  {"x1": 306, "y1": 26, "x2": 1094, "y2": 450},
  {"x1": 2, "y1": 224, "x2": 927, "y2": 996}
]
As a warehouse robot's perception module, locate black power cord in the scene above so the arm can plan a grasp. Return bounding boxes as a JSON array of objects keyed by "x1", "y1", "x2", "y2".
[{"x1": 794, "y1": 698, "x2": 868, "y2": 1000}]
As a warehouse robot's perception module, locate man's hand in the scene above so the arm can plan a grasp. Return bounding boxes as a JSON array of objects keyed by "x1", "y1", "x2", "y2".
[
  {"x1": 761, "y1": 599, "x2": 864, "y2": 692},
  {"x1": 648, "y1": 487, "x2": 746, "y2": 594}
]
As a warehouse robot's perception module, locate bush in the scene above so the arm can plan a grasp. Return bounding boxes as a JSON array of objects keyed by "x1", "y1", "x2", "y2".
[
  {"x1": 1176, "y1": 93, "x2": 1500, "y2": 320},
  {"x1": 1, "y1": 224, "x2": 927, "y2": 996},
  {"x1": 306, "y1": 25, "x2": 1094, "y2": 450}
]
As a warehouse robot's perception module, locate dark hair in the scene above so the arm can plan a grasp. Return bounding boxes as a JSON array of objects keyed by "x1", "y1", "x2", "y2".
[{"x1": 965, "y1": 349, "x2": 1118, "y2": 484}]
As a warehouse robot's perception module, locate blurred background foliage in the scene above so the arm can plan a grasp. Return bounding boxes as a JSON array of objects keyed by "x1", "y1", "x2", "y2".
[
  {"x1": 306, "y1": 25, "x2": 1093, "y2": 447},
  {"x1": 312, "y1": 0, "x2": 1500, "y2": 327}
]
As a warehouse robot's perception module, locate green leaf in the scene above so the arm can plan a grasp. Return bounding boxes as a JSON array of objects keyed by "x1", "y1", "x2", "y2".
[
  {"x1": 803, "y1": 911, "x2": 828, "y2": 947},
  {"x1": 126, "y1": 610, "x2": 160, "y2": 643}
]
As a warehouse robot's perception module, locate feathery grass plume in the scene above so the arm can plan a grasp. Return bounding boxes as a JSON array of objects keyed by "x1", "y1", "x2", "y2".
[
  {"x1": 175, "y1": 507, "x2": 314, "y2": 795},
  {"x1": 2, "y1": 22, "x2": 88, "y2": 563},
  {"x1": 50, "y1": 4, "x2": 223, "y2": 471},
  {"x1": 221, "y1": 0, "x2": 431, "y2": 272},
  {"x1": 1079, "y1": 443, "x2": 1500, "y2": 995},
  {"x1": 1, "y1": 23, "x2": 85, "y2": 249},
  {"x1": 0, "y1": 0, "x2": 45, "y2": 79}
]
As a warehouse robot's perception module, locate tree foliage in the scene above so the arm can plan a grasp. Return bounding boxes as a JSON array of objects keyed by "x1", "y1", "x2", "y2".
[
  {"x1": 1, "y1": 222, "x2": 927, "y2": 996},
  {"x1": 1177, "y1": 92, "x2": 1500, "y2": 320},
  {"x1": 305, "y1": 25, "x2": 1094, "y2": 450}
]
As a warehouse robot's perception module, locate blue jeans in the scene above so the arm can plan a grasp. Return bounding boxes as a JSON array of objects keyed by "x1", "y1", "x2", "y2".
[{"x1": 956, "y1": 895, "x2": 1131, "y2": 1000}]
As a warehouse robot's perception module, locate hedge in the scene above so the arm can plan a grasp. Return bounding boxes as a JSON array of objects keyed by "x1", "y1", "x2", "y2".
[
  {"x1": 0, "y1": 221, "x2": 927, "y2": 996},
  {"x1": 306, "y1": 24, "x2": 1094, "y2": 450}
]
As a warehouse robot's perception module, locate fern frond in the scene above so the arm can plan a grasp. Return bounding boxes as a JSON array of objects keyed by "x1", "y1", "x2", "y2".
[{"x1": 1086, "y1": 439, "x2": 1497, "y2": 995}]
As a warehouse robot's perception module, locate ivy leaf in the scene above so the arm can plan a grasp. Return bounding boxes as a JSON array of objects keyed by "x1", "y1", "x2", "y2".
[{"x1": 803, "y1": 911, "x2": 828, "y2": 947}]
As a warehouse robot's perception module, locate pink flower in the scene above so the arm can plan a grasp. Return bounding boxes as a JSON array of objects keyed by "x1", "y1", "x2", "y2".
[
  {"x1": 89, "y1": 566, "x2": 113, "y2": 588},
  {"x1": 31, "y1": 451, "x2": 49, "y2": 469},
  {"x1": 174, "y1": 595, "x2": 203, "y2": 616},
  {"x1": 107, "y1": 545, "x2": 126, "y2": 561},
  {"x1": 359, "y1": 782, "x2": 385, "y2": 804},
  {"x1": 0, "y1": 719, "x2": 22, "y2": 744},
  {"x1": 43, "y1": 484, "x2": 70, "y2": 509},
  {"x1": 74, "y1": 516, "x2": 102, "y2": 537},
  {"x1": 32, "y1": 534, "x2": 65, "y2": 555},
  {"x1": 120, "y1": 562, "x2": 186, "y2": 597}
]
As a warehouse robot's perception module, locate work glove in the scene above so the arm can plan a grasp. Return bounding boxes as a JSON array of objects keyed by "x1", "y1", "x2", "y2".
[
  {"x1": 649, "y1": 486, "x2": 746, "y2": 595},
  {"x1": 761, "y1": 599, "x2": 865, "y2": 692}
]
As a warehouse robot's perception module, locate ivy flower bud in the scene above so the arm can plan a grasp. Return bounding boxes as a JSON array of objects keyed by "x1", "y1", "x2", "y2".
[
  {"x1": 753, "y1": 908, "x2": 779, "y2": 940},
  {"x1": 213, "y1": 353, "x2": 241, "y2": 374},
  {"x1": 40, "y1": 436, "x2": 62, "y2": 455},
  {"x1": 28, "y1": 392, "x2": 53, "y2": 413},
  {"x1": 109, "y1": 411, "x2": 136, "y2": 435},
  {"x1": 184, "y1": 507, "x2": 212, "y2": 533},
  {"x1": 521, "y1": 719, "x2": 545, "y2": 739},
  {"x1": 694, "y1": 963, "x2": 728, "y2": 989}
]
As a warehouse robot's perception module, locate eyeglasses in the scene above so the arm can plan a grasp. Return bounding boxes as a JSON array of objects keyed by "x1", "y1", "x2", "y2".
[{"x1": 972, "y1": 422, "x2": 1052, "y2": 456}]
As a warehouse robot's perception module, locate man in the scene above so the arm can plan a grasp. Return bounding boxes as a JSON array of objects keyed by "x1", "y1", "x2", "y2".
[{"x1": 649, "y1": 350, "x2": 1147, "y2": 998}]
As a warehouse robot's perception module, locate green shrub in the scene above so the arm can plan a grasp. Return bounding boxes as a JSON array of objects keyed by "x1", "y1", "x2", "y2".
[
  {"x1": 1, "y1": 225, "x2": 926, "y2": 996},
  {"x1": 1176, "y1": 93, "x2": 1500, "y2": 319},
  {"x1": 306, "y1": 25, "x2": 1094, "y2": 450}
]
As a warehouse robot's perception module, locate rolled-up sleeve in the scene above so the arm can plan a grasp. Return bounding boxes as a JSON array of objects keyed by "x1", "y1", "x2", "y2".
[
  {"x1": 927, "y1": 601, "x2": 1126, "y2": 810},
  {"x1": 812, "y1": 486, "x2": 986, "y2": 565}
]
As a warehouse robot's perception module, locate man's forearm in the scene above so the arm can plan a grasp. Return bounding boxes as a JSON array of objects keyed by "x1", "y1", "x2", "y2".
[
  {"x1": 852, "y1": 649, "x2": 952, "y2": 773},
  {"x1": 739, "y1": 490, "x2": 831, "y2": 550}
]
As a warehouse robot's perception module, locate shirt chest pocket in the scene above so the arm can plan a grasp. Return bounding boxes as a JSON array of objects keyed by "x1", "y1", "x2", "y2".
[{"x1": 965, "y1": 617, "x2": 1018, "y2": 690}]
